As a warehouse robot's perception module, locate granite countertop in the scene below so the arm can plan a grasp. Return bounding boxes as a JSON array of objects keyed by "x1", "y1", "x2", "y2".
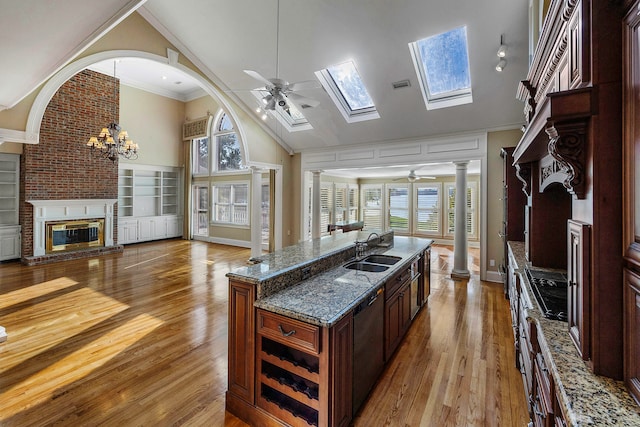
[
  {"x1": 245, "y1": 236, "x2": 432, "y2": 328},
  {"x1": 508, "y1": 241, "x2": 640, "y2": 426}
]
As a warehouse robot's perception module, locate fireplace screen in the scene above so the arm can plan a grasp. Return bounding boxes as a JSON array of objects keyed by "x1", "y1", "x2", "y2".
[{"x1": 45, "y1": 219, "x2": 105, "y2": 253}]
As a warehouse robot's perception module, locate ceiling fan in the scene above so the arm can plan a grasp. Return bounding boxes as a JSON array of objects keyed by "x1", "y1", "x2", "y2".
[
  {"x1": 243, "y1": 0, "x2": 320, "y2": 112},
  {"x1": 393, "y1": 170, "x2": 436, "y2": 182},
  {"x1": 244, "y1": 69, "x2": 320, "y2": 111}
]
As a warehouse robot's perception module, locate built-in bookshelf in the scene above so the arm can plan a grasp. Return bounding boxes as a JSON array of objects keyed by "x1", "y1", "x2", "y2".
[
  {"x1": 117, "y1": 165, "x2": 183, "y2": 244},
  {"x1": 0, "y1": 153, "x2": 21, "y2": 260}
]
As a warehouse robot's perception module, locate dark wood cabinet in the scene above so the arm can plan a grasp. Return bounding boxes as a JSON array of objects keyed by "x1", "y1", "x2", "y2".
[
  {"x1": 501, "y1": 147, "x2": 526, "y2": 295},
  {"x1": 567, "y1": 220, "x2": 590, "y2": 361},
  {"x1": 384, "y1": 280, "x2": 411, "y2": 361},
  {"x1": 329, "y1": 314, "x2": 353, "y2": 427},
  {"x1": 514, "y1": 0, "x2": 625, "y2": 379},
  {"x1": 624, "y1": 268, "x2": 640, "y2": 403},
  {"x1": 227, "y1": 280, "x2": 255, "y2": 404},
  {"x1": 384, "y1": 267, "x2": 412, "y2": 361},
  {"x1": 507, "y1": 248, "x2": 568, "y2": 426},
  {"x1": 420, "y1": 247, "x2": 431, "y2": 304},
  {"x1": 624, "y1": 0, "x2": 640, "y2": 404}
]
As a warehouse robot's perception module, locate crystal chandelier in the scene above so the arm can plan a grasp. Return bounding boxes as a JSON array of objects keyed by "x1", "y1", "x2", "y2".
[{"x1": 86, "y1": 60, "x2": 139, "y2": 162}]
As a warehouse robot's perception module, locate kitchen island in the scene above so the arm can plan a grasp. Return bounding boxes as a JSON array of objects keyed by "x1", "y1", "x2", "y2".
[{"x1": 225, "y1": 231, "x2": 432, "y2": 427}]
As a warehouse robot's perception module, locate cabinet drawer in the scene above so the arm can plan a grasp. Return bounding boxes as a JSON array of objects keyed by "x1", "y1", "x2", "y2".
[
  {"x1": 386, "y1": 265, "x2": 412, "y2": 298},
  {"x1": 257, "y1": 309, "x2": 321, "y2": 355}
]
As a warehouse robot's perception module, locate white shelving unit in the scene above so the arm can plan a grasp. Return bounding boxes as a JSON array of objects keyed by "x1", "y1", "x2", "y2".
[
  {"x1": 118, "y1": 165, "x2": 183, "y2": 244},
  {"x1": 0, "y1": 153, "x2": 21, "y2": 261}
]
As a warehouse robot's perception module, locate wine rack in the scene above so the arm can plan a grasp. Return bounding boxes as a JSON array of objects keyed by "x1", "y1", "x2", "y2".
[{"x1": 257, "y1": 310, "x2": 321, "y2": 427}]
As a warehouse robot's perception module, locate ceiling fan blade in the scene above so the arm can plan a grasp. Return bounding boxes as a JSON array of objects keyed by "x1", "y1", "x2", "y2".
[
  {"x1": 417, "y1": 175, "x2": 436, "y2": 180},
  {"x1": 287, "y1": 92, "x2": 320, "y2": 107},
  {"x1": 288, "y1": 80, "x2": 321, "y2": 91},
  {"x1": 243, "y1": 69, "x2": 274, "y2": 87}
]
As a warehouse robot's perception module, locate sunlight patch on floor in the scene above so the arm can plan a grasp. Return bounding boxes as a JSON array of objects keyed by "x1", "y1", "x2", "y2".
[
  {"x1": 0, "y1": 287, "x2": 129, "y2": 373},
  {"x1": 0, "y1": 313, "x2": 164, "y2": 421},
  {"x1": 0, "y1": 277, "x2": 79, "y2": 310}
]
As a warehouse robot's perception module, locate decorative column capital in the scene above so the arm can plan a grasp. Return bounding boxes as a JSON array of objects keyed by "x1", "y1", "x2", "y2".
[{"x1": 545, "y1": 118, "x2": 588, "y2": 199}]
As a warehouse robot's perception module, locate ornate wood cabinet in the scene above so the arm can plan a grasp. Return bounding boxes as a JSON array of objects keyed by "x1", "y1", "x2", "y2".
[
  {"x1": 624, "y1": 0, "x2": 640, "y2": 404},
  {"x1": 500, "y1": 147, "x2": 526, "y2": 296},
  {"x1": 513, "y1": 0, "x2": 625, "y2": 379},
  {"x1": 567, "y1": 220, "x2": 590, "y2": 361}
]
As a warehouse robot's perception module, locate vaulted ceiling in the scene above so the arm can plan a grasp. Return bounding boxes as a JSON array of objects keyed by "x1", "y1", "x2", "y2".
[{"x1": 1, "y1": 0, "x2": 529, "y2": 156}]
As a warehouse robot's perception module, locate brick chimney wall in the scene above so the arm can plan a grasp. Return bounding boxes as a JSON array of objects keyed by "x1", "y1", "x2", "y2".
[{"x1": 20, "y1": 69, "x2": 120, "y2": 259}]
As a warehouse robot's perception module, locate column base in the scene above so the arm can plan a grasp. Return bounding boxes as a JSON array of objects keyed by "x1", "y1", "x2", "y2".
[{"x1": 451, "y1": 269, "x2": 470, "y2": 280}]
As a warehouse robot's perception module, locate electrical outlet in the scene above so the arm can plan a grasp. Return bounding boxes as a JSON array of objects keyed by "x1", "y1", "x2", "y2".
[{"x1": 489, "y1": 259, "x2": 495, "y2": 267}]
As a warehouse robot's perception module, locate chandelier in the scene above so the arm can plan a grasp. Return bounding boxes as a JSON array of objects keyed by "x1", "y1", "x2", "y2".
[{"x1": 86, "y1": 60, "x2": 139, "y2": 162}]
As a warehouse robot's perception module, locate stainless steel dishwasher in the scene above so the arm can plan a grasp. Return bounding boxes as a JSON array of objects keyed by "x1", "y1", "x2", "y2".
[{"x1": 352, "y1": 287, "x2": 384, "y2": 415}]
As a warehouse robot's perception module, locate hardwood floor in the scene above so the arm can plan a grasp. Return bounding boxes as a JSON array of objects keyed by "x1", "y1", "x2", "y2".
[{"x1": 0, "y1": 240, "x2": 528, "y2": 426}]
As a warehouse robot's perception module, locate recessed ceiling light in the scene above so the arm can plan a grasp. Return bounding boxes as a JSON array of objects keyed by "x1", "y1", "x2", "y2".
[{"x1": 162, "y1": 75, "x2": 167, "y2": 80}]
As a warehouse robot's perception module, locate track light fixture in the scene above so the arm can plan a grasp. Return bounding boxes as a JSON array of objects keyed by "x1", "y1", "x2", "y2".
[{"x1": 495, "y1": 34, "x2": 507, "y2": 72}]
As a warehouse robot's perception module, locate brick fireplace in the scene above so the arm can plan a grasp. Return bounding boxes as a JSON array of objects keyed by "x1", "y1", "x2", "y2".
[{"x1": 20, "y1": 69, "x2": 124, "y2": 265}]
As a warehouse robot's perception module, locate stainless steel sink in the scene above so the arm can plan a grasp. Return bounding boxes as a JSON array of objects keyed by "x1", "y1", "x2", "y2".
[
  {"x1": 362, "y1": 255, "x2": 401, "y2": 265},
  {"x1": 344, "y1": 261, "x2": 389, "y2": 272}
]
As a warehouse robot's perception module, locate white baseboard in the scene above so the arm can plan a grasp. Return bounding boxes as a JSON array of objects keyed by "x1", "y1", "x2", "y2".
[
  {"x1": 0, "y1": 326, "x2": 6, "y2": 343},
  {"x1": 485, "y1": 270, "x2": 503, "y2": 283},
  {"x1": 209, "y1": 237, "x2": 252, "y2": 248}
]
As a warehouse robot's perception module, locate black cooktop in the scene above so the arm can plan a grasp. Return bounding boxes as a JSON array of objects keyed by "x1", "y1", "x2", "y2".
[{"x1": 526, "y1": 268, "x2": 568, "y2": 322}]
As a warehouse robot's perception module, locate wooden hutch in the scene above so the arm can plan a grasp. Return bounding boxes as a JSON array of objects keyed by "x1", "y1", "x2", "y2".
[{"x1": 512, "y1": 0, "x2": 624, "y2": 382}]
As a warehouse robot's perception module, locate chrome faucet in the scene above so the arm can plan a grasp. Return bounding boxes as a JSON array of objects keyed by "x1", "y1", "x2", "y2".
[
  {"x1": 355, "y1": 232, "x2": 380, "y2": 258},
  {"x1": 365, "y1": 232, "x2": 380, "y2": 245}
]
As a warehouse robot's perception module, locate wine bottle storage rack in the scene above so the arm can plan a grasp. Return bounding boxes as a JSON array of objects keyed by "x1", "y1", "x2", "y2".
[
  {"x1": 261, "y1": 337, "x2": 319, "y2": 376},
  {"x1": 262, "y1": 360, "x2": 319, "y2": 402},
  {"x1": 260, "y1": 384, "x2": 319, "y2": 427}
]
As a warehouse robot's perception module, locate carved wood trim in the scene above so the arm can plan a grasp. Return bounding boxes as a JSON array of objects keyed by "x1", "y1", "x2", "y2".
[
  {"x1": 515, "y1": 162, "x2": 532, "y2": 197},
  {"x1": 545, "y1": 118, "x2": 588, "y2": 199},
  {"x1": 539, "y1": 154, "x2": 569, "y2": 192}
]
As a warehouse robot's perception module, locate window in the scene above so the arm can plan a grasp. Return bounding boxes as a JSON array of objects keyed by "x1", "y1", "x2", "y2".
[
  {"x1": 212, "y1": 182, "x2": 249, "y2": 226},
  {"x1": 193, "y1": 137, "x2": 209, "y2": 175},
  {"x1": 251, "y1": 90, "x2": 312, "y2": 132},
  {"x1": 361, "y1": 185, "x2": 383, "y2": 230},
  {"x1": 335, "y1": 184, "x2": 347, "y2": 224},
  {"x1": 216, "y1": 114, "x2": 242, "y2": 171},
  {"x1": 191, "y1": 113, "x2": 243, "y2": 175},
  {"x1": 445, "y1": 181, "x2": 477, "y2": 238},
  {"x1": 387, "y1": 185, "x2": 410, "y2": 232},
  {"x1": 193, "y1": 185, "x2": 209, "y2": 236},
  {"x1": 414, "y1": 183, "x2": 441, "y2": 235},
  {"x1": 348, "y1": 186, "x2": 359, "y2": 222},
  {"x1": 315, "y1": 60, "x2": 380, "y2": 123},
  {"x1": 409, "y1": 26, "x2": 473, "y2": 110},
  {"x1": 320, "y1": 183, "x2": 333, "y2": 234}
]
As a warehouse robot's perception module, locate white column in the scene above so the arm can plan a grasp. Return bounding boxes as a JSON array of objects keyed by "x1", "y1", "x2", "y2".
[
  {"x1": 250, "y1": 167, "x2": 263, "y2": 260},
  {"x1": 312, "y1": 170, "x2": 322, "y2": 239},
  {"x1": 452, "y1": 161, "x2": 470, "y2": 279}
]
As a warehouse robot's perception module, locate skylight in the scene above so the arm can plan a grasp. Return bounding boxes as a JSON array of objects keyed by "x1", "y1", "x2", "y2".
[
  {"x1": 251, "y1": 90, "x2": 312, "y2": 132},
  {"x1": 315, "y1": 60, "x2": 379, "y2": 123},
  {"x1": 409, "y1": 26, "x2": 473, "y2": 110}
]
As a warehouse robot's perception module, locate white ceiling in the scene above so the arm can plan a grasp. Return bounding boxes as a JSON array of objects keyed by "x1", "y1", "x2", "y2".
[{"x1": 1, "y1": 0, "x2": 528, "y2": 177}]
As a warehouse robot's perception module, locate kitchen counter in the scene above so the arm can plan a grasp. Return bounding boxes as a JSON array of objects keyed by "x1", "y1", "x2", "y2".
[
  {"x1": 508, "y1": 241, "x2": 640, "y2": 426},
  {"x1": 254, "y1": 236, "x2": 431, "y2": 327},
  {"x1": 227, "y1": 232, "x2": 431, "y2": 327}
]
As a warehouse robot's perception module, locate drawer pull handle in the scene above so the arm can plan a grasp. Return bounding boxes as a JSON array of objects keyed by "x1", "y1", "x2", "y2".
[{"x1": 278, "y1": 325, "x2": 296, "y2": 337}]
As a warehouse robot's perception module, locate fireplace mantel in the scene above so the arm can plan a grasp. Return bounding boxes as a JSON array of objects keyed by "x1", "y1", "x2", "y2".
[{"x1": 27, "y1": 199, "x2": 117, "y2": 256}]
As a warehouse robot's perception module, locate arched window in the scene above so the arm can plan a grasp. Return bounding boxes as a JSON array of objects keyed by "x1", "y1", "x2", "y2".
[
  {"x1": 214, "y1": 113, "x2": 242, "y2": 171},
  {"x1": 191, "y1": 112, "x2": 243, "y2": 175}
]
